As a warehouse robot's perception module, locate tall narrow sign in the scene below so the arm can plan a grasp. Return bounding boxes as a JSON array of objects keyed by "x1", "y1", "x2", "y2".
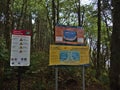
[{"x1": 10, "y1": 30, "x2": 31, "y2": 66}]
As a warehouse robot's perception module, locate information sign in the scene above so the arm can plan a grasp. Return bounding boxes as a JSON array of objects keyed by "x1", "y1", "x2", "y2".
[
  {"x1": 55, "y1": 25, "x2": 84, "y2": 45},
  {"x1": 10, "y1": 30, "x2": 31, "y2": 66},
  {"x1": 49, "y1": 45, "x2": 89, "y2": 66}
]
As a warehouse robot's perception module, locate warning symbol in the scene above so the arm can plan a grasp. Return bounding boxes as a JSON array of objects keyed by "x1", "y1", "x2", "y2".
[
  {"x1": 20, "y1": 38, "x2": 23, "y2": 41},
  {"x1": 19, "y1": 50, "x2": 22, "y2": 53},
  {"x1": 20, "y1": 42, "x2": 23, "y2": 45},
  {"x1": 20, "y1": 46, "x2": 23, "y2": 49}
]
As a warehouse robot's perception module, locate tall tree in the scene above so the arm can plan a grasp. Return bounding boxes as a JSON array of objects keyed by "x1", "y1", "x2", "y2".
[
  {"x1": 78, "y1": 0, "x2": 81, "y2": 26},
  {"x1": 17, "y1": 0, "x2": 28, "y2": 29},
  {"x1": 52, "y1": 0, "x2": 56, "y2": 28},
  {"x1": 52, "y1": 0, "x2": 56, "y2": 43},
  {"x1": 96, "y1": 0, "x2": 101, "y2": 79},
  {"x1": 56, "y1": 0, "x2": 59, "y2": 24},
  {"x1": 110, "y1": 0, "x2": 120, "y2": 90},
  {"x1": 4, "y1": 0, "x2": 12, "y2": 49}
]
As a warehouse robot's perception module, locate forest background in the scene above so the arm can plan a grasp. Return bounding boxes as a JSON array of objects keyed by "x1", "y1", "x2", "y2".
[{"x1": 0, "y1": 0, "x2": 119, "y2": 90}]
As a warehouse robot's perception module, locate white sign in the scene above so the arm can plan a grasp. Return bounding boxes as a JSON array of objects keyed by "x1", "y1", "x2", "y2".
[{"x1": 10, "y1": 30, "x2": 31, "y2": 66}]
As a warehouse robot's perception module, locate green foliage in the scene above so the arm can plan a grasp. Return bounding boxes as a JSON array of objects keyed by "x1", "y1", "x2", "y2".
[
  {"x1": 0, "y1": 37, "x2": 8, "y2": 61},
  {"x1": 99, "y1": 72, "x2": 109, "y2": 85},
  {"x1": 29, "y1": 51, "x2": 49, "y2": 72},
  {"x1": 26, "y1": 51, "x2": 54, "y2": 89},
  {"x1": 0, "y1": 37, "x2": 9, "y2": 89},
  {"x1": 0, "y1": 38, "x2": 14, "y2": 80},
  {"x1": 85, "y1": 67, "x2": 110, "y2": 90},
  {"x1": 0, "y1": 0, "x2": 112, "y2": 89}
]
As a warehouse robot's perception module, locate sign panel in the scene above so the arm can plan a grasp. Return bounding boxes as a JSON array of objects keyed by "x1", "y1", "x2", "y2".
[
  {"x1": 10, "y1": 30, "x2": 31, "y2": 66},
  {"x1": 49, "y1": 45, "x2": 89, "y2": 66},
  {"x1": 55, "y1": 25, "x2": 84, "y2": 45}
]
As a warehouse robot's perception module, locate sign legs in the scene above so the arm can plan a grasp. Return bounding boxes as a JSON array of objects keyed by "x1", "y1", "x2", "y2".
[
  {"x1": 82, "y1": 65, "x2": 85, "y2": 90},
  {"x1": 55, "y1": 67, "x2": 58, "y2": 90},
  {"x1": 18, "y1": 67, "x2": 21, "y2": 90}
]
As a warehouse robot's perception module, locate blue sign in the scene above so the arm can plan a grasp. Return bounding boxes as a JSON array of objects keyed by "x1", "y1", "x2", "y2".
[
  {"x1": 60, "y1": 50, "x2": 80, "y2": 62},
  {"x1": 63, "y1": 30, "x2": 77, "y2": 42}
]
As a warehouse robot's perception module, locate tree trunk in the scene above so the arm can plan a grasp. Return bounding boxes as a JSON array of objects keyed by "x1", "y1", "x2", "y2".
[
  {"x1": 52, "y1": 0, "x2": 56, "y2": 43},
  {"x1": 78, "y1": 0, "x2": 81, "y2": 26},
  {"x1": 81, "y1": 6, "x2": 85, "y2": 26},
  {"x1": 96, "y1": 0, "x2": 101, "y2": 79},
  {"x1": 0, "y1": 61, "x2": 4, "y2": 89},
  {"x1": 4, "y1": 0, "x2": 12, "y2": 50},
  {"x1": 17, "y1": 0, "x2": 27, "y2": 29},
  {"x1": 110, "y1": 0, "x2": 120, "y2": 90},
  {"x1": 56, "y1": 0, "x2": 59, "y2": 24}
]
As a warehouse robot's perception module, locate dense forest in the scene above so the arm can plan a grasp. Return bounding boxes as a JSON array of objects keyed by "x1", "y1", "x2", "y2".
[{"x1": 0, "y1": 0, "x2": 120, "y2": 90}]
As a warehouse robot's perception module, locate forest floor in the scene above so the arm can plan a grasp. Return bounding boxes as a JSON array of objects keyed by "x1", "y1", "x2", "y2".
[{"x1": 3, "y1": 78, "x2": 108, "y2": 90}]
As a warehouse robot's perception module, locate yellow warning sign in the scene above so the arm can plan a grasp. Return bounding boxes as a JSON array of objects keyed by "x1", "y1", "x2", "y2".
[{"x1": 49, "y1": 45, "x2": 89, "y2": 66}]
